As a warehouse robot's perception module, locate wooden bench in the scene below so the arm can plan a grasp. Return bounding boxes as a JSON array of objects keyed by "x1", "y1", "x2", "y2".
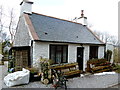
[
  {"x1": 87, "y1": 59, "x2": 112, "y2": 73},
  {"x1": 49, "y1": 62, "x2": 81, "y2": 77}
]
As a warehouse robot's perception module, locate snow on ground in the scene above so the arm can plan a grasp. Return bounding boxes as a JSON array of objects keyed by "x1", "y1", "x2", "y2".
[{"x1": 94, "y1": 72, "x2": 116, "y2": 76}]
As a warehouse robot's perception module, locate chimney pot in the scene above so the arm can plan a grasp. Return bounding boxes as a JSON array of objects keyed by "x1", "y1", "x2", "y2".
[{"x1": 81, "y1": 10, "x2": 84, "y2": 17}]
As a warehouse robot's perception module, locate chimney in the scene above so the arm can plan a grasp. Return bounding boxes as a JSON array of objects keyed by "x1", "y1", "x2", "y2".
[
  {"x1": 20, "y1": 0, "x2": 33, "y2": 16},
  {"x1": 78, "y1": 10, "x2": 87, "y2": 26}
]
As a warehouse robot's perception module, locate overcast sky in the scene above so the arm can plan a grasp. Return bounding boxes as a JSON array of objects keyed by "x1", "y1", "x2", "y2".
[{"x1": 0, "y1": 0, "x2": 119, "y2": 37}]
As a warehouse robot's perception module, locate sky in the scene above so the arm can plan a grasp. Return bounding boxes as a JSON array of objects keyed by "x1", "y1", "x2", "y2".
[{"x1": 0, "y1": 0, "x2": 119, "y2": 37}]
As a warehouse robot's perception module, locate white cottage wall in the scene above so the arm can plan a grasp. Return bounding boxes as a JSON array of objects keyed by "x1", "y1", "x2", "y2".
[
  {"x1": 68, "y1": 44, "x2": 90, "y2": 71},
  {"x1": 98, "y1": 46, "x2": 105, "y2": 59},
  {"x1": 32, "y1": 41, "x2": 49, "y2": 68},
  {"x1": 32, "y1": 41, "x2": 104, "y2": 71},
  {"x1": 83, "y1": 46, "x2": 89, "y2": 70},
  {"x1": 68, "y1": 44, "x2": 77, "y2": 63}
]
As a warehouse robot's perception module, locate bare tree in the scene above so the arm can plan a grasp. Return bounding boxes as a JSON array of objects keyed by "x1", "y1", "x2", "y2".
[
  {"x1": 109, "y1": 35, "x2": 118, "y2": 45},
  {"x1": 8, "y1": 8, "x2": 17, "y2": 44},
  {"x1": 0, "y1": 5, "x2": 17, "y2": 45},
  {"x1": 104, "y1": 32, "x2": 111, "y2": 43},
  {"x1": 0, "y1": 5, "x2": 4, "y2": 42},
  {"x1": 0, "y1": 6, "x2": 4, "y2": 31},
  {"x1": 93, "y1": 30, "x2": 118, "y2": 44},
  {"x1": 94, "y1": 30, "x2": 104, "y2": 41}
]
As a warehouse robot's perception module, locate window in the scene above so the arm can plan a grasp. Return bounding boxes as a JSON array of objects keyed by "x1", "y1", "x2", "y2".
[
  {"x1": 50, "y1": 45, "x2": 68, "y2": 64},
  {"x1": 89, "y1": 46, "x2": 98, "y2": 59}
]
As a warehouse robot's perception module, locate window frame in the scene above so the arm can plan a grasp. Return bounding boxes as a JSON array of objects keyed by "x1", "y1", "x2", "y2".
[
  {"x1": 89, "y1": 46, "x2": 98, "y2": 59},
  {"x1": 49, "y1": 45, "x2": 68, "y2": 64}
]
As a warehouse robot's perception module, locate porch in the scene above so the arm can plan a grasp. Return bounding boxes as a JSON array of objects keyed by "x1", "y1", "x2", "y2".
[{"x1": 9, "y1": 46, "x2": 31, "y2": 71}]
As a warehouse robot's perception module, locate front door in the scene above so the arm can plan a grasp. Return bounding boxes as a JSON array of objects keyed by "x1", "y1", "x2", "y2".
[{"x1": 77, "y1": 47, "x2": 84, "y2": 70}]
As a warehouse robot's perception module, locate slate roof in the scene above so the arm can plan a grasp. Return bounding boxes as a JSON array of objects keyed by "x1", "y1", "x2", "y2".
[{"x1": 28, "y1": 12, "x2": 104, "y2": 45}]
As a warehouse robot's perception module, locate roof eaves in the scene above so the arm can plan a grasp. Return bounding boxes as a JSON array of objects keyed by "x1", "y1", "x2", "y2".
[
  {"x1": 24, "y1": 13, "x2": 39, "y2": 40},
  {"x1": 34, "y1": 40, "x2": 105, "y2": 46}
]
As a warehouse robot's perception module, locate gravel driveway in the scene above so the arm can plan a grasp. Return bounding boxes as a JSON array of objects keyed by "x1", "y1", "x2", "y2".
[{"x1": 1, "y1": 62, "x2": 119, "y2": 89}]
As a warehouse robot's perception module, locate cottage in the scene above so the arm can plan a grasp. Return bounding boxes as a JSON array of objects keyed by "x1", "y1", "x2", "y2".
[{"x1": 12, "y1": 0, "x2": 105, "y2": 71}]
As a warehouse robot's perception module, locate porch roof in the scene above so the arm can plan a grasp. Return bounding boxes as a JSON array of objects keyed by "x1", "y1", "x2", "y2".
[{"x1": 10, "y1": 46, "x2": 30, "y2": 50}]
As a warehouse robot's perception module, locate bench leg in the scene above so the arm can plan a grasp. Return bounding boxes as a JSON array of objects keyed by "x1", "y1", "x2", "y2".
[{"x1": 64, "y1": 80, "x2": 67, "y2": 90}]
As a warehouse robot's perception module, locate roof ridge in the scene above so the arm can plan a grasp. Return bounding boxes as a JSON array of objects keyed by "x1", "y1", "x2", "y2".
[{"x1": 32, "y1": 12, "x2": 83, "y2": 25}]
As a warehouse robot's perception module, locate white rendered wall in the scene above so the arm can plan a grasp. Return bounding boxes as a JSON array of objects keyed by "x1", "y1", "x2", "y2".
[
  {"x1": 83, "y1": 46, "x2": 89, "y2": 70},
  {"x1": 32, "y1": 41, "x2": 104, "y2": 71},
  {"x1": 68, "y1": 44, "x2": 89, "y2": 71},
  {"x1": 68, "y1": 44, "x2": 77, "y2": 63},
  {"x1": 32, "y1": 42, "x2": 90, "y2": 71},
  {"x1": 32, "y1": 41, "x2": 49, "y2": 68},
  {"x1": 98, "y1": 46, "x2": 105, "y2": 59},
  {"x1": 32, "y1": 42, "x2": 67, "y2": 68}
]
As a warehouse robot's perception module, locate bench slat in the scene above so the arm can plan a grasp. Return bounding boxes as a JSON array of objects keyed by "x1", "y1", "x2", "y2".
[
  {"x1": 92, "y1": 65, "x2": 110, "y2": 71},
  {"x1": 49, "y1": 63, "x2": 78, "y2": 69},
  {"x1": 50, "y1": 62, "x2": 81, "y2": 77},
  {"x1": 64, "y1": 70, "x2": 81, "y2": 76}
]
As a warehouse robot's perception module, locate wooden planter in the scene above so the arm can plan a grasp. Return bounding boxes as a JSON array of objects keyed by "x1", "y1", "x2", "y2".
[{"x1": 87, "y1": 59, "x2": 112, "y2": 73}]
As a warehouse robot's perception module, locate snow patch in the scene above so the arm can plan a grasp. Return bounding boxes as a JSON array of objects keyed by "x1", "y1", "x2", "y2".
[
  {"x1": 94, "y1": 72, "x2": 116, "y2": 76},
  {"x1": 81, "y1": 74, "x2": 84, "y2": 77},
  {"x1": 4, "y1": 68, "x2": 30, "y2": 87}
]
